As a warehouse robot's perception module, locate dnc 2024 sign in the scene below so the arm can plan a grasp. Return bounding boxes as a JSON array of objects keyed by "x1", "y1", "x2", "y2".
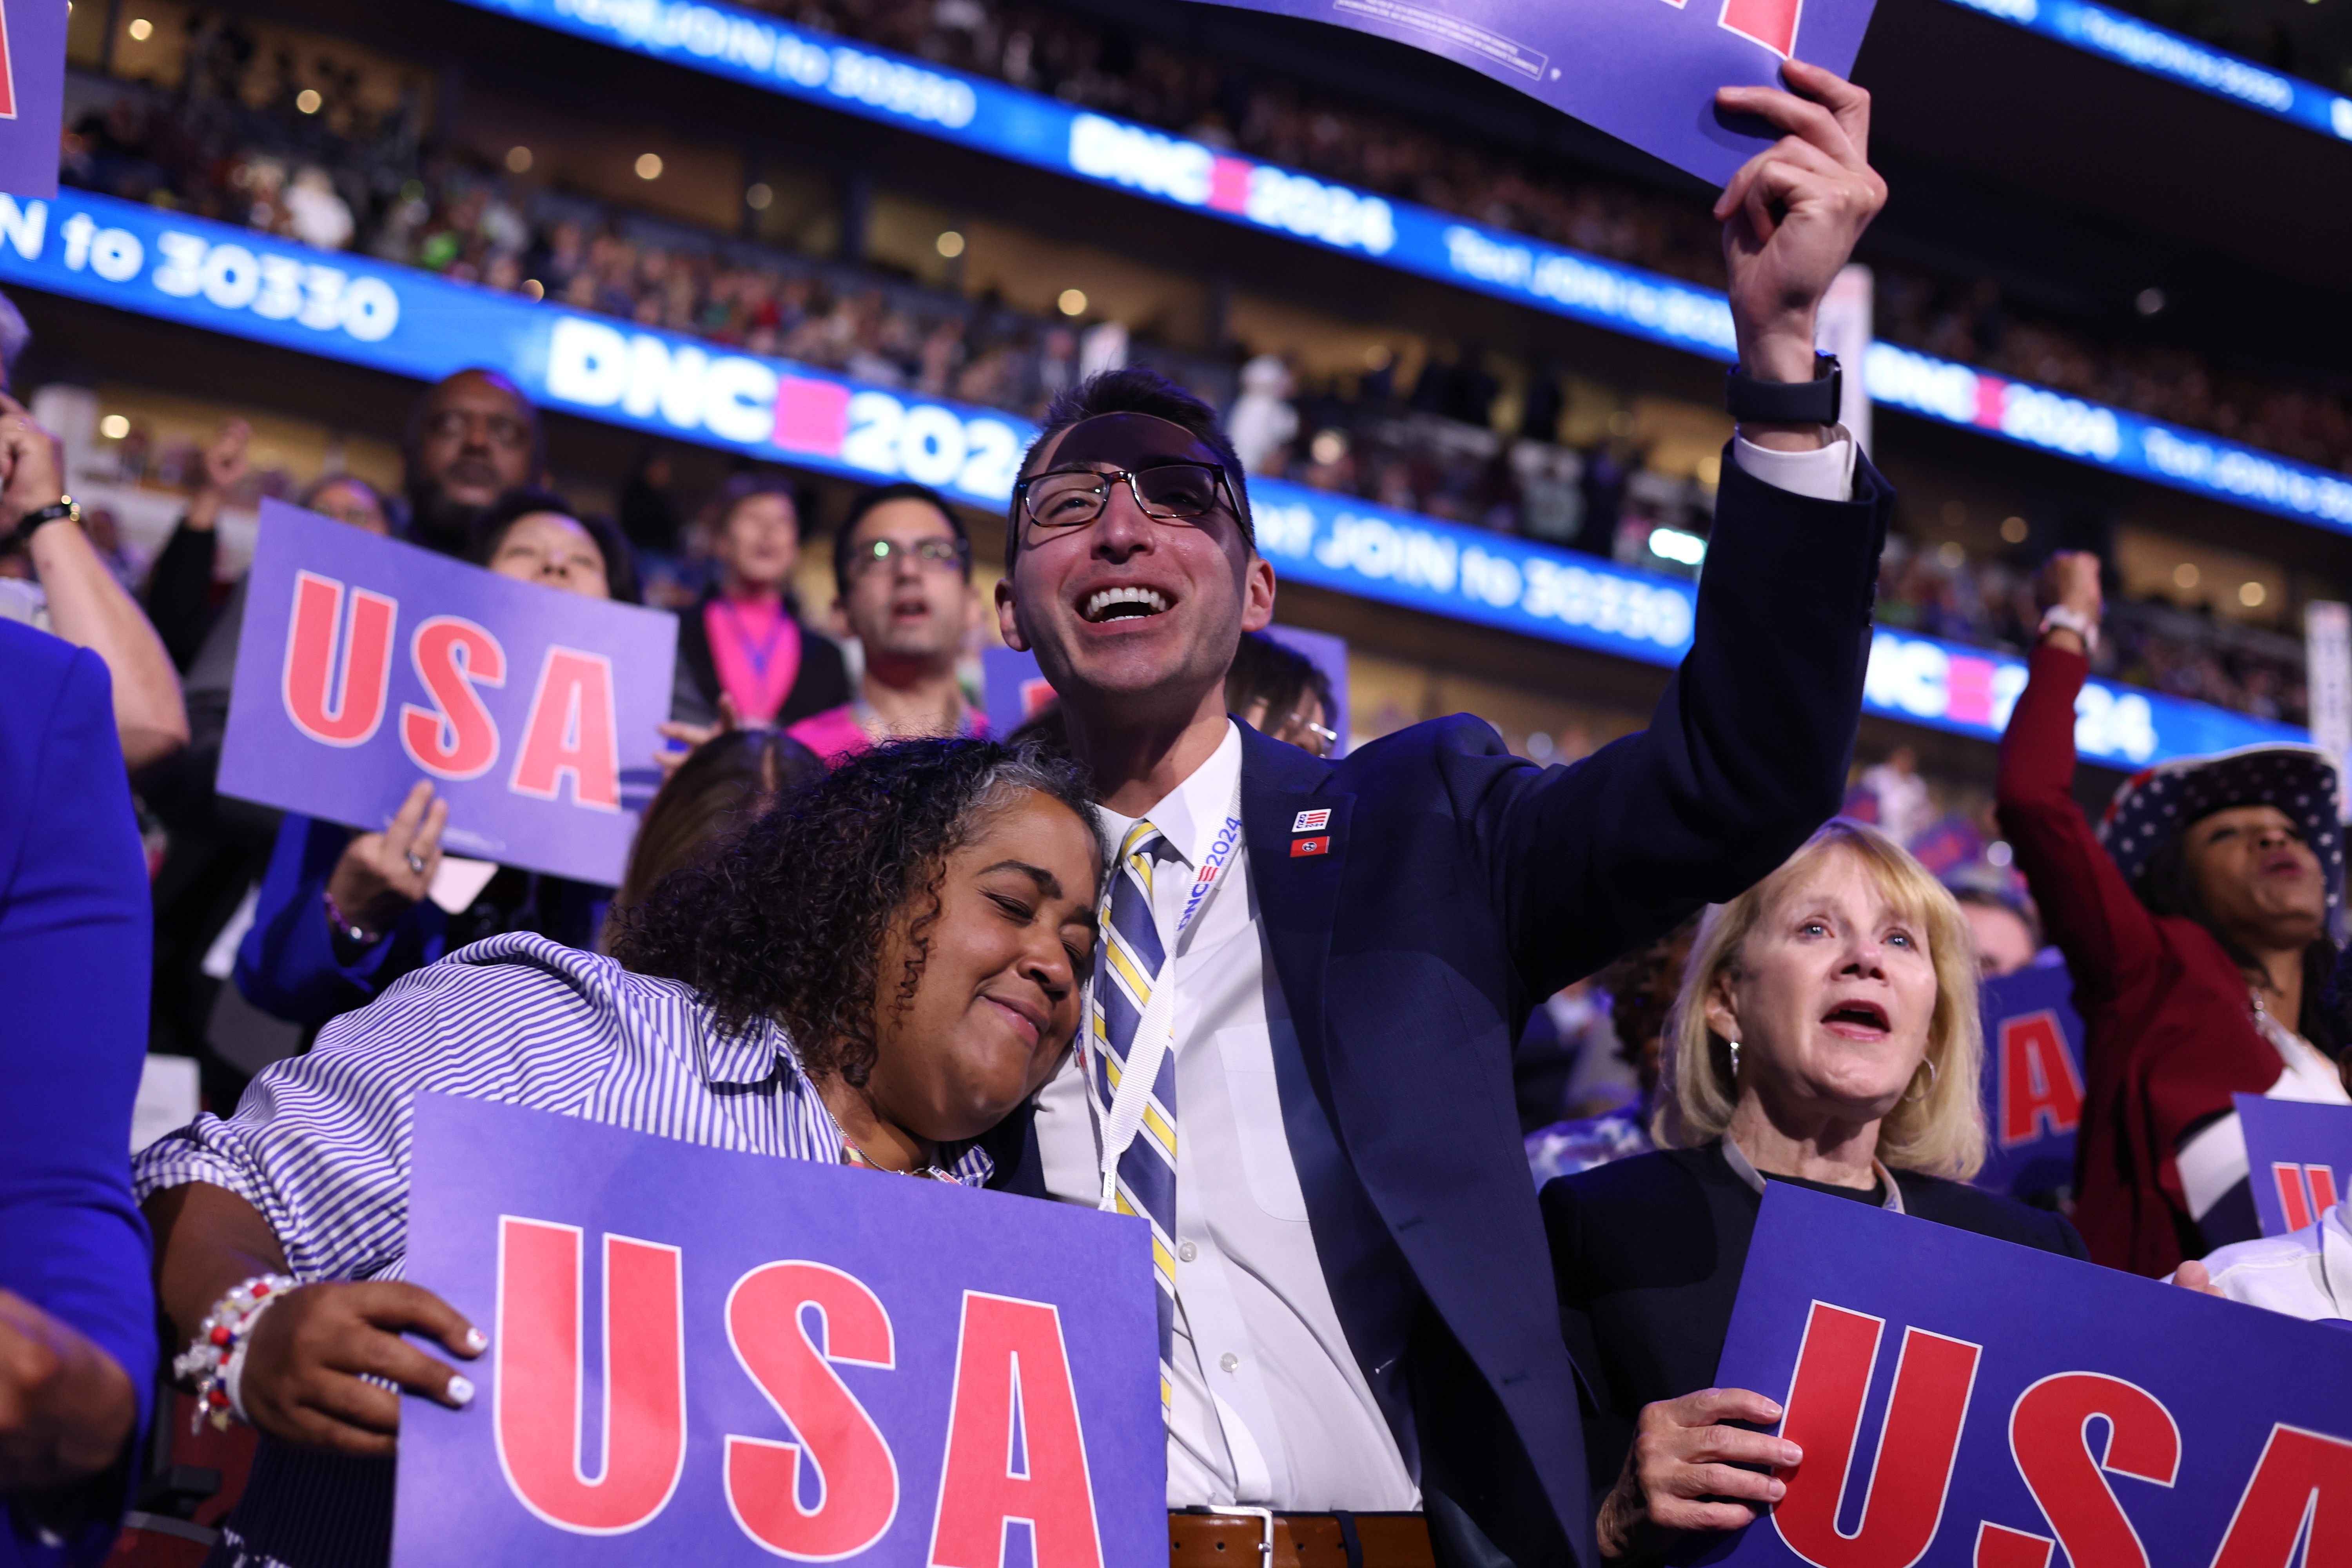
[
  {"x1": 395, "y1": 1096, "x2": 1161, "y2": 1567},
  {"x1": 1712, "y1": 1188, "x2": 2352, "y2": 1568},
  {"x1": 218, "y1": 501, "x2": 677, "y2": 886}
]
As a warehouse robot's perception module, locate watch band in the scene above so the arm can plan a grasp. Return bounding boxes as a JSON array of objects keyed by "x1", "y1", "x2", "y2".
[
  {"x1": 5, "y1": 496, "x2": 78, "y2": 547},
  {"x1": 2038, "y1": 604, "x2": 2100, "y2": 656},
  {"x1": 1725, "y1": 353, "x2": 1841, "y2": 425}
]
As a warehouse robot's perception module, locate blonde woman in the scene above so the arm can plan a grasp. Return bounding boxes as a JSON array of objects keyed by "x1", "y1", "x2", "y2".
[{"x1": 1541, "y1": 820, "x2": 2086, "y2": 1563}]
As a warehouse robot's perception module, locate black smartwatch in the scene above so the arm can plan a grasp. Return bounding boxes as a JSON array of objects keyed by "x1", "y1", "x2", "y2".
[
  {"x1": 5, "y1": 496, "x2": 79, "y2": 548},
  {"x1": 1725, "y1": 353, "x2": 1841, "y2": 426}
]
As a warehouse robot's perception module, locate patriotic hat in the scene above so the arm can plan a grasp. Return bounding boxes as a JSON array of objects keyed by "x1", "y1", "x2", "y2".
[{"x1": 2096, "y1": 743, "x2": 2345, "y2": 911}]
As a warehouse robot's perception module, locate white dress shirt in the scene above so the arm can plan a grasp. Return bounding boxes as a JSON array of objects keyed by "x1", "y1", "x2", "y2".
[{"x1": 1032, "y1": 433, "x2": 1857, "y2": 1510}]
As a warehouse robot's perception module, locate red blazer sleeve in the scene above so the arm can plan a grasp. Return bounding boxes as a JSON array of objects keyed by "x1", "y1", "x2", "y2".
[{"x1": 1994, "y1": 644, "x2": 2162, "y2": 1005}]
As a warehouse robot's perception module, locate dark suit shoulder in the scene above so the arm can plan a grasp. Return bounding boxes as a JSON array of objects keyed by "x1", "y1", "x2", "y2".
[
  {"x1": 1543, "y1": 1148, "x2": 1726, "y2": 1303},
  {"x1": 1895, "y1": 1170, "x2": 2087, "y2": 1257}
]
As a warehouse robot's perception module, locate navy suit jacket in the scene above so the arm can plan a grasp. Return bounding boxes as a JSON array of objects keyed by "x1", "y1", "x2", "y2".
[{"x1": 986, "y1": 450, "x2": 1892, "y2": 1564}]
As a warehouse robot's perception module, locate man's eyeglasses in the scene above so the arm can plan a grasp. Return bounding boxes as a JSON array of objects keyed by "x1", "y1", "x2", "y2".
[
  {"x1": 422, "y1": 409, "x2": 532, "y2": 452},
  {"x1": 1014, "y1": 463, "x2": 1235, "y2": 532},
  {"x1": 845, "y1": 536, "x2": 971, "y2": 578}
]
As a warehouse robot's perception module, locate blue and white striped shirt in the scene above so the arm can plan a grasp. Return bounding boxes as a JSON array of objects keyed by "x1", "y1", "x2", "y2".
[{"x1": 132, "y1": 932, "x2": 993, "y2": 1285}]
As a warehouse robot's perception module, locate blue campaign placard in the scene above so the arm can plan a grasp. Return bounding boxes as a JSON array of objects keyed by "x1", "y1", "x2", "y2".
[
  {"x1": 1710, "y1": 1185, "x2": 2352, "y2": 1568},
  {"x1": 1973, "y1": 964, "x2": 2088, "y2": 1207},
  {"x1": 394, "y1": 1095, "x2": 1161, "y2": 1568},
  {"x1": 0, "y1": 0, "x2": 65, "y2": 199},
  {"x1": 217, "y1": 499, "x2": 678, "y2": 888},
  {"x1": 2235, "y1": 1094, "x2": 2352, "y2": 1238},
  {"x1": 1194, "y1": 0, "x2": 1877, "y2": 185}
]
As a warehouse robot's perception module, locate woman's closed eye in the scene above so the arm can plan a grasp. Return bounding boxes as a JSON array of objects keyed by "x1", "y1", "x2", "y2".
[{"x1": 987, "y1": 891, "x2": 1035, "y2": 924}]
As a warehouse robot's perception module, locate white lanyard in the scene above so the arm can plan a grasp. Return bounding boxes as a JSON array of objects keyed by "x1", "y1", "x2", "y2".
[{"x1": 1086, "y1": 779, "x2": 1245, "y2": 1211}]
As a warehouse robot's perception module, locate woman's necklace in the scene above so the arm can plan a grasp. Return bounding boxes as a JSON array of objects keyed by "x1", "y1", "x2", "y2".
[{"x1": 814, "y1": 1087, "x2": 954, "y2": 1181}]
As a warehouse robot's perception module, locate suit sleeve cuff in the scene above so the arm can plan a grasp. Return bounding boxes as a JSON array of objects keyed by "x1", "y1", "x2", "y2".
[{"x1": 1730, "y1": 426, "x2": 1858, "y2": 502}]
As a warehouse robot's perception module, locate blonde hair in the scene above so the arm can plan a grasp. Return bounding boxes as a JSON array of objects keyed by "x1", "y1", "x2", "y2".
[{"x1": 1652, "y1": 819, "x2": 1986, "y2": 1180}]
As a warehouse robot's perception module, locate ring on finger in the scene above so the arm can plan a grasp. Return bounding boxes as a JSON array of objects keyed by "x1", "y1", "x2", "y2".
[{"x1": 405, "y1": 850, "x2": 428, "y2": 876}]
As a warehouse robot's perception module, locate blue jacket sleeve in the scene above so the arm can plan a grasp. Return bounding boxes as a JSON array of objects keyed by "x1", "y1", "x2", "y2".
[
  {"x1": 234, "y1": 814, "x2": 448, "y2": 1028},
  {"x1": 0, "y1": 627, "x2": 156, "y2": 1563},
  {"x1": 1474, "y1": 448, "x2": 1891, "y2": 995}
]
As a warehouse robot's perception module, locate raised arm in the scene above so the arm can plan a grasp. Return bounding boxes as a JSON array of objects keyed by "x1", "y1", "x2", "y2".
[
  {"x1": 1994, "y1": 552, "x2": 2163, "y2": 1000},
  {"x1": 4, "y1": 395, "x2": 189, "y2": 770},
  {"x1": 1487, "y1": 63, "x2": 1891, "y2": 988}
]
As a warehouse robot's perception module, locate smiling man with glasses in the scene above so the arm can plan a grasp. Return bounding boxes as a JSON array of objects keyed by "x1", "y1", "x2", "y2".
[
  {"x1": 785, "y1": 482, "x2": 988, "y2": 764},
  {"x1": 982, "y1": 60, "x2": 1895, "y2": 1568}
]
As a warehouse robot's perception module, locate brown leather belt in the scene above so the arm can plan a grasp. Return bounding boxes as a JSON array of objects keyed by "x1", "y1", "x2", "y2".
[{"x1": 1168, "y1": 1509, "x2": 1434, "y2": 1568}]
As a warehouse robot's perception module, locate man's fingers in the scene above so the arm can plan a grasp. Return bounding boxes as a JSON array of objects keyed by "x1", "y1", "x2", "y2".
[
  {"x1": 2174, "y1": 1260, "x2": 2225, "y2": 1297},
  {"x1": 1782, "y1": 58, "x2": 1871, "y2": 155},
  {"x1": 1714, "y1": 84, "x2": 1858, "y2": 172},
  {"x1": 1678, "y1": 1426, "x2": 1803, "y2": 1471},
  {"x1": 1665, "y1": 1462, "x2": 1787, "y2": 1505}
]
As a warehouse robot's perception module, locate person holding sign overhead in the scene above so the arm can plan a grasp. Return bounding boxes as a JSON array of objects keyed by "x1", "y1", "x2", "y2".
[
  {"x1": 134, "y1": 737, "x2": 1100, "y2": 1568},
  {"x1": 987, "y1": 58, "x2": 1892, "y2": 1567},
  {"x1": 1541, "y1": 821, "x2": 2084, "y2": 1563},
  {"x1": 1998, "y1": 551, "x2": 2348, "y2": 1275},
  {"x1": 232, "y1": 491, "x2": 647, "y2": 1032}
]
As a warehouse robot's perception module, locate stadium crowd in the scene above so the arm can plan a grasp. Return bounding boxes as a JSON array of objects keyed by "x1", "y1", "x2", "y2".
[{"x1": 10, "y1": 38, "x2": 2352, "y2": 1568}]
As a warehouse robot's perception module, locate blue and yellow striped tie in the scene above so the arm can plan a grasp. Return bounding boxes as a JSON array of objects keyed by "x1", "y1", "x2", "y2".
[{"x1": 1092, "y1": 819, "x2": 1180, "y2": 1418}]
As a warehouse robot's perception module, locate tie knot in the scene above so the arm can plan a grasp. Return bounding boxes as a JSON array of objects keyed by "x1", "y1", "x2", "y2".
[{"x1": 1119, "y1": 820, "x2": 1171, "y2": 864}]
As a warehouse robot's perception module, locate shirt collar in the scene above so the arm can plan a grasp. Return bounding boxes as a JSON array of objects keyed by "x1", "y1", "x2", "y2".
[
  {"x1": 1721, "y1": 1134, "x2": 1906, "y2": 1216},
  {"x1": 696, "y1": 1015, "x2": 795, "y2": 1091},
  {"x1": 1096, "y1": 720, "x2": 1243, "y2": 871}
]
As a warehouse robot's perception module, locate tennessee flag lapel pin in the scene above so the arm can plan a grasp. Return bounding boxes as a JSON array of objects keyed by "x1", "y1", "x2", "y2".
[{"x1": 1290, "y1": 834, "x2": 1331, "y2": 858}]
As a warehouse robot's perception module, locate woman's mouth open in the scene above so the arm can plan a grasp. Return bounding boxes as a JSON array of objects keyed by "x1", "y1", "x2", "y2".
[{"x1": 1821, "y1": 999, "x2": 1891, "y2": 1040}]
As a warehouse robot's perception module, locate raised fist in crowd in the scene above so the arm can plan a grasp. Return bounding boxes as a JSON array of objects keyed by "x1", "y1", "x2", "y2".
[{"x1": 2035, "y1": 550, "x2": 2105, "y2": 642}]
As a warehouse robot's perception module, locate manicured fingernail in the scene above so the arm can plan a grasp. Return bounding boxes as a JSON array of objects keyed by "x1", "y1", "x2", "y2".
[
  {"x1": 1761, "y1": 1400, "x2": 1784, "y2": 1419},
  {"x1": 1782, "y1": 1444, "x2": 1804, "y2": 1465},
  {"x1": 446, "y1": 1376, "x2": 475, "y2": 1407},
  {"x1": 1768, "y1": 1479, "x2": 1786, "y2": 1501},
  {"x1": 463, "y1": 1327, "x2": 488, "y2": 1353}
]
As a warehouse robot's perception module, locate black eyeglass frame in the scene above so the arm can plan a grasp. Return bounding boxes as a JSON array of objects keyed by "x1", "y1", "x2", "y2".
[
  {"x1": 1011, "y1": 462, "x2": 1241, "y2": 535},
  {"x1": 843, "y1": 535, "x2": 973, "y2": 578}
]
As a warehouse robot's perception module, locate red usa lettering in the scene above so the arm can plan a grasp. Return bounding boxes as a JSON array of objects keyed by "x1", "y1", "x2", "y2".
[
  {"x1": 1654, "y1": 0, "x2": 1804, "y2": 59},
  {"x1": 493, "y1": 1228, "x2": 1105, "y2": 1563},
  {"x1": 1771, "y1": 1299, "x2": 2352, "y2": 1567},
  {"x1": 280, "y1": 574, "x2": 621, "y2": 812}
]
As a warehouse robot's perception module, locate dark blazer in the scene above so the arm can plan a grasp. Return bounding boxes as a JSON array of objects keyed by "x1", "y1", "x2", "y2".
[
  {"x1": 1543, "y1": 1143, "x2": 2087, "y2": 1503},
  {"x1": 673, "y1": 585, "x2": 849, "y2": 728},
  {"x1": 984, "y1": 450, "x2": 1894, "y2": 1566},
  {"x1": 0, "y1": 621, "x2": 156, "y2": 1566}
]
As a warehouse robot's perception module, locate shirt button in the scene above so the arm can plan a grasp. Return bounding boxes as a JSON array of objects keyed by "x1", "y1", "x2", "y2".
[
  {"x1": 1219, "y1": 1352, "x2": 1239, "y2": 1373},
  {"x1": 1178, "y1": 1241, "x2": 1198, "y2": 1263}
]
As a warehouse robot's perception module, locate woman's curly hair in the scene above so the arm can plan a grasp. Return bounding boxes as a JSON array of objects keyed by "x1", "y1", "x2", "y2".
[{"x1": 610, "y1": 737, "x2": 1100, "y2": 1087}]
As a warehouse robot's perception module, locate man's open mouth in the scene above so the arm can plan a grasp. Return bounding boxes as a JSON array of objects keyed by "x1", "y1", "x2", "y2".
[{"x1": 1082, "y1": 586, "x2": 1171, "y2": 622}]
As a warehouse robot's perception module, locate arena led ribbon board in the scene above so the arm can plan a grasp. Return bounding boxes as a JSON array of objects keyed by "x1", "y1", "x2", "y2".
[
  {"x1": 453, "y1": 0, "x2": 2352, "y2": 539},
  {"x1": 0, "y1": 188, "x2": 2297, "y2": 765}
]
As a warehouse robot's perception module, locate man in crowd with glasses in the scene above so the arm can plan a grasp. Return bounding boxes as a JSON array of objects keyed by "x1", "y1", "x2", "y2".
[
  {"x1": 983, "y1": 62, "x2": 1891, "y2": 1568},
  {"x1": 786, "y1": 482, "x2": 987, "y2": 762}
]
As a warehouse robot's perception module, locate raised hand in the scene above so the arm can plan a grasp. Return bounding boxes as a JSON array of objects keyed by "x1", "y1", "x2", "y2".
[
  {"x1": 0, "y1": 392, "x2": 66, "y2": 524},
  {"x1": 1598, "y1": 1386, "x2": 1802, "y2": 1561},
  {"x1": 2036, "y1": 550, "x2": 2104, "y2": 626},
  {"x1": 236, "y1": 1281, "x2": 485, "y2": 1455},
  {"x1": 325, "y1": 780, "x2": 447, "y2": 939},
  {"x1": 1713, "y1": 60, "x2": 1887, "y2": 388}
]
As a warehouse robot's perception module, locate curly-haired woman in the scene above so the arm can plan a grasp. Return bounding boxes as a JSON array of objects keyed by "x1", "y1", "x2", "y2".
[{"x1": 132, "y1": 738, "x2": 1100, "y2": 1568}]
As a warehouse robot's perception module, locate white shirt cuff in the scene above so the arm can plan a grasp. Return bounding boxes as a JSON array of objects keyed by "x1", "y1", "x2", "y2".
[{"x1": 1730, "y1": 425, "x2": 1858, "y2": 503}]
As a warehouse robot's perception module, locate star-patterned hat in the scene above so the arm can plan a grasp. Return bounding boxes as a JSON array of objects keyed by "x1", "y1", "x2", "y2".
[{"x1": 2096, "y1": 743, "x2": 2345, "y2": 911}]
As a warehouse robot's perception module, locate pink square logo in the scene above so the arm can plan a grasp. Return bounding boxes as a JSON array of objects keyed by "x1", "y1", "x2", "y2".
[{"x1": 773, "y1": 376, "x2": 851, "y2": 456}]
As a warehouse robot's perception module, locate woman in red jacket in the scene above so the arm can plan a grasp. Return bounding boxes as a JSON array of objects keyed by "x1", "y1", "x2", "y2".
[{"x1": 1997, "y1": 551, "x2": 2347, "y2": 1276}]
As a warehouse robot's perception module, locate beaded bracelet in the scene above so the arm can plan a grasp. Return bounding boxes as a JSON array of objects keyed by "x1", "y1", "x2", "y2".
[{"x1": 172, "y1": 1273, "x2": 299, "y2": 1432}]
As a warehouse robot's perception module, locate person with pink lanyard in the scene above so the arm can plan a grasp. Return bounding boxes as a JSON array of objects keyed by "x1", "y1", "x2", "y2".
[
  {"x1": 787, "y1": 482, "x2": 988, "y2": 764},
  {"x1": 672, "y1": 474, "x2": 849, "y2": 732}
]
